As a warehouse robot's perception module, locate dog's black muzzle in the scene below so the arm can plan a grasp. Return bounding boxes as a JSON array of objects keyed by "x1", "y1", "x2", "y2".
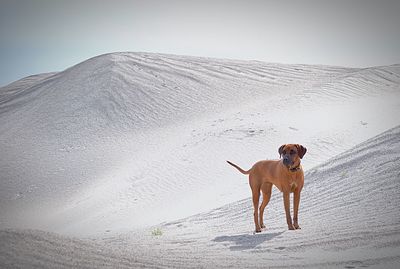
[{"x1": 282, "y1": 155, "x2": 292, "y2": 166}]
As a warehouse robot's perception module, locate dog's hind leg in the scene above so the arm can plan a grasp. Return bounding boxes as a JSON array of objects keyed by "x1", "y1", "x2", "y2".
[
  {"x1": 250, "y1": 176, "x2": 262, "y2": 233},
  {"x1": 252, "y1": 189, "x2": 261, "y2": 233},
  {"x1": 259, "y1": 182, "x2": 272, "y2": 229}
]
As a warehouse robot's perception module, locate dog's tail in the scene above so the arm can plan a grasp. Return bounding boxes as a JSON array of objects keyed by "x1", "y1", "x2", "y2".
[{"x1": 226, "y1": 161, "x2": 251, "y2": 175}]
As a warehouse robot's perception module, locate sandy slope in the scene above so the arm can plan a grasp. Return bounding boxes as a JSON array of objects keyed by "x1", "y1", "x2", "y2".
[
  {"x1": 0, "y1": 53, "x2": 400, "y2": 268},
  {"x1": 1, "y1": 126, "x2": 399, "y2": 268},
  {"x1": 0, "y1": 229, "x2": 158, "y2": 269},
  {"x1": 1, "y1": 53, "x2": 399, "y2": 236},
  {"x1": 127, "y1": 125, "x2": 400, "y2": 268},
  {"x1": 93, "y1": 125, "x2": 400, "y2": 268}
]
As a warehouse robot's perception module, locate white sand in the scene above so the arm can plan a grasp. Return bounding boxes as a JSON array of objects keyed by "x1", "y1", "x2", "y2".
[{"x1": 0, "y1": 52, "x2": 399, "y2": 268}]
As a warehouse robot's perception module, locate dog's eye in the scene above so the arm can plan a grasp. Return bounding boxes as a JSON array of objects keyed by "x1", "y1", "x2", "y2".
[{"x1": 282, "y1": 150, "x2": 286, "y2": 155}]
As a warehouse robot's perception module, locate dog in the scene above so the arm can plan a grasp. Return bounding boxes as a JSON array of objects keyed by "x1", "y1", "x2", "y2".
[{"x1": 227, "y1": 144, "x2": 307, "y2": 232}]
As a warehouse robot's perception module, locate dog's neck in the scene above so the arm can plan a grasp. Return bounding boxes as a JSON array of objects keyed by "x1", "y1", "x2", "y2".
[{"x1": 288, "y1": 161, "x2": 301, "y2": 172}]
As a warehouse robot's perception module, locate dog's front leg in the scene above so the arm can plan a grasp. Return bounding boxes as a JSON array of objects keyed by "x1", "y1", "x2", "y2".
[
  {"x1": 283, "y1": 192, "x2": 295, "y2": 230},
  {"x1": 293, "y1": 190, "x2": 301, "y2": 229}
]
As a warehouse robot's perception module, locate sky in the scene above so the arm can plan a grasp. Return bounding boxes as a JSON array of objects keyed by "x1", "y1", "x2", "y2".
[{"x1": 1, "y1": 0, "x2": 400, "y2": 86}]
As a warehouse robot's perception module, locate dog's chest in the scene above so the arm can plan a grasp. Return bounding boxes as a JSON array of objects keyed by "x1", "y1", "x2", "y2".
[
  {"x1": 287, "y1": 173, "x2": 301, "y2": 192},
  {"x1": 290, "y1": 181, "x2": 298, "y2": 192}
]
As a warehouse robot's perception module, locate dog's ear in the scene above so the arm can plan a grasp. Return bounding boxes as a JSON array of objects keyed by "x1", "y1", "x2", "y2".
[
  {"x1": 278, "y1": 144, "x2": 286, "y2": 158},
  {"x1": 296, "y1": 144, "x2": 307, "y2": 159}
]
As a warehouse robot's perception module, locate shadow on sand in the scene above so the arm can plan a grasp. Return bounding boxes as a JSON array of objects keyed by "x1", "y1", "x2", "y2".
[{"x1": 212, "y1": 231, "x2": 285, "y2": 251}]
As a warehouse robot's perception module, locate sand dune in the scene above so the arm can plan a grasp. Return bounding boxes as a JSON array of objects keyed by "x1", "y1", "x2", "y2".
[
  {"x1": 0, "y1": 52, "x2": 399, "y2": 267},
  {"x1": 1, "y1": 126, "x2": 399, "y2": 268}
]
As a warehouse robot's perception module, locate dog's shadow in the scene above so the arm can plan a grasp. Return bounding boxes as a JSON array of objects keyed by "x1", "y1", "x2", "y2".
[{"x1": 212, "y1": 231, "x2": 285, "y2": 251}]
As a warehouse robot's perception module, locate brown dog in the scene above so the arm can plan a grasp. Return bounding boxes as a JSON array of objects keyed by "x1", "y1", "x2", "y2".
[{"x1": 227, "y1": 144, "x2": 307, "y2": 232}]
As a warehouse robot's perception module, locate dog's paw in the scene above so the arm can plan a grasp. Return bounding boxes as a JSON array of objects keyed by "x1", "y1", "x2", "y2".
[
  {"x1": 288, "y1": 225, "x2": 295, "y2": 230},
  {"x1": 254, "y1": 229, "x2": 262, "y2": 234},
  {"x1": 294, "y1": 224, "x2": 301, "y2": 229},
  {"x1": 260, "y1": 224, "x2": 266, "y2": 229}
]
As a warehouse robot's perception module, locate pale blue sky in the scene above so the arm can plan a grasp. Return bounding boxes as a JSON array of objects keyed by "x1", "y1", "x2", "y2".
[{"x1": 1, "y1": 0, "x2": 399, "y2": 86}]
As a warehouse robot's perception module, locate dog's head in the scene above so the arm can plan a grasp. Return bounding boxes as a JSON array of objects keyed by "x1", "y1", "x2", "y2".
[{"x1": 279, "y1": 144, "x2": 307, "y2": 167}]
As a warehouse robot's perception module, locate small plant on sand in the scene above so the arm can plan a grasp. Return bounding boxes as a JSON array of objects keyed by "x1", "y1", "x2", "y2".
[{"x1": 151, "y1": 228, "x2": 163, "y2": 236}]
